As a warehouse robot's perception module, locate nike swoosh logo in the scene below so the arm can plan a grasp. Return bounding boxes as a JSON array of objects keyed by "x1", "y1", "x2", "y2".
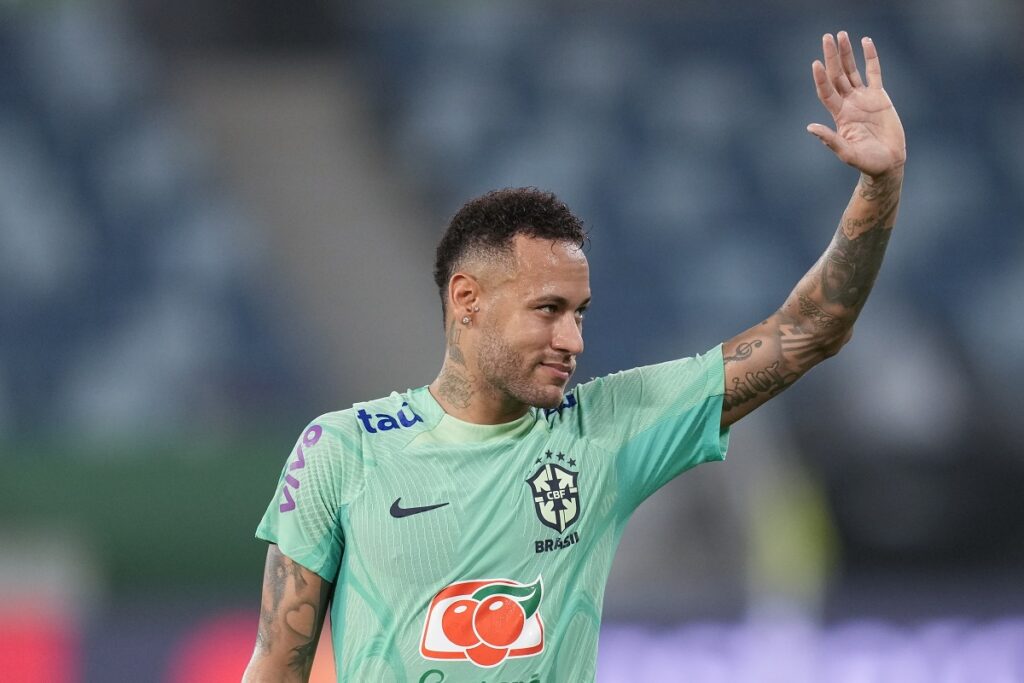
[{"x1": 390, "y1": 498, "x2": 450, "y2": 518}]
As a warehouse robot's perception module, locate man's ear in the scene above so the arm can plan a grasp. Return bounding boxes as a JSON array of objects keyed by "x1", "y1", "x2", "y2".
[{"x1": 448, "y1": 272, "x2": 480, "y2": 320}]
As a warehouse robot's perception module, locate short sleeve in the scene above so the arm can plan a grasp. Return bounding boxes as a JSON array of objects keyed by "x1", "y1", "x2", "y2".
[
  {"x1": 255, "y1": 415, "x2": 360, "y2": 582},
  {"x1": 575, "y1": 345, "x2": 730, "y2": 513}
]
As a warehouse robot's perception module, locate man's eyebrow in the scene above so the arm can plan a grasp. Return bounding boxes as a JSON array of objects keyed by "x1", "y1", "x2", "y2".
[{"x1": 530, "y1": 295, "x2": 592, "y2": 309}]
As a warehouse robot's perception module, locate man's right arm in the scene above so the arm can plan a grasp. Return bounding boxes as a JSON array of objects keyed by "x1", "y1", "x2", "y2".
[{"x1": 243, "y1": 544, "x2": 334, "y2": 683}]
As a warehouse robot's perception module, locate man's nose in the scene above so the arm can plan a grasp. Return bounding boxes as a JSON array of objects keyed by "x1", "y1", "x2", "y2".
[{"x1": 553, "y1": 314, "x2": 584, "y2": 355}]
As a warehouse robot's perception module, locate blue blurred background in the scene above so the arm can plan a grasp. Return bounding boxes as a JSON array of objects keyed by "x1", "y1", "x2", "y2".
[{"x1": 1, "y1": 0, "x2": 1023, "y2": 681}]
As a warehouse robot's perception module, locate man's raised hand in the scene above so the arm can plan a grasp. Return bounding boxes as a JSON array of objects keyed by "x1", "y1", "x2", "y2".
[{"x1": 807, "y1": 31, "x2": 906, "y2": 178}]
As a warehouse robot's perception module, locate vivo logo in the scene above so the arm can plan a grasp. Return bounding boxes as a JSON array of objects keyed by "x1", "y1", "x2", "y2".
[{"x1": 279, "y1": 424, "x2": 322, "y2": 513}]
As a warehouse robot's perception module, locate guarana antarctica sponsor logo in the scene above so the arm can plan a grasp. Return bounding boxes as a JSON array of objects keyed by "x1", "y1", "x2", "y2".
[{"x1": 420, "y1": 577, "x2": 545, "y2": 668}]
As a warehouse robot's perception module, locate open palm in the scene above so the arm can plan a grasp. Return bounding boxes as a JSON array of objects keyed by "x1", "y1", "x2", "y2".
[{"x1": 808, "y1": 32, "x2": 906, "y2": 178}]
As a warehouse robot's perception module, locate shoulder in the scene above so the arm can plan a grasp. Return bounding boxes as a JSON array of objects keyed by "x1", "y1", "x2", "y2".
[
  {"x1": 574, "y1": 347, "x2": 724, "y2": 401},
  {"x1": 283, "y1": 390, "x2": 427, "y2": 506},
  {"x1": 349, "y1": 387, "x2": 437, "y2": 450},
  {"x1": 291, "y1": 388, "x2": 437, "y2": 476},
  {"x1": 549, "y1": 348, "x2": 724, "y2": 438},
  {"x1": 300, "y1": 388, "x2": 431, "y2": 440},
  {"x1": 298, "y1": 408, "x2": 360, "y2": 452}
]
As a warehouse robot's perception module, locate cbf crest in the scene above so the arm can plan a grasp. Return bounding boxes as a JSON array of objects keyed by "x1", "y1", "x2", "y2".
[{"x1": 526, "y1": 452, "x2": 580, "y2": 534}]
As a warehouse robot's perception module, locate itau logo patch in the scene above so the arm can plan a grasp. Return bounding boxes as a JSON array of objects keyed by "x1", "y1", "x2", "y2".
[{"x1": 420, "y1": 577, "x2": 544, "y2": 668}]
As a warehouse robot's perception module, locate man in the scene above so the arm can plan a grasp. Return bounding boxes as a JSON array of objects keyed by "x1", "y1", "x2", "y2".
[{"x1": 243, "y1": 31, "x2": 905, "y2": 682}]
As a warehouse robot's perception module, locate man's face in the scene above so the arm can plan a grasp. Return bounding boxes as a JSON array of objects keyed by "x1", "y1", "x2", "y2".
[{"x1": 475, "y1": 235, "x2": 591, "y2": 410}]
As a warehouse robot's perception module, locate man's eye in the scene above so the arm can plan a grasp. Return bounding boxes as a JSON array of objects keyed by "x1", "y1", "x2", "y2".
[{"x1": 538, "y1": 305, "x2": 557, "y2": 314}]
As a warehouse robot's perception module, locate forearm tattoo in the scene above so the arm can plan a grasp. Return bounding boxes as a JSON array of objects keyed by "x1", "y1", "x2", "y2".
[
  {"x1": 722, "y1": 172, "x2": 901, "y2": 421},
  {"x1": 287, "y1": 579, "x2": 333, "y2": 676},
  {"x1": 822, "y1": 205, "x2": 895, "y2": 308},
  {"x1": 255, "y1": 547, "x2": 333, "y2": 678},
  {"x1": 798, "y1": 294, "x2": 840, "y2": 330},
  {"x1": 821, "y1": 171, "x2": 901, "y2": 311}
]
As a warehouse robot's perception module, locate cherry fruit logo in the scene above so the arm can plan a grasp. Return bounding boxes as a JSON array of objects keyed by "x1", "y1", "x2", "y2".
[{"x1": 420, "y1": 577, "x2": 544, "y2": 667}]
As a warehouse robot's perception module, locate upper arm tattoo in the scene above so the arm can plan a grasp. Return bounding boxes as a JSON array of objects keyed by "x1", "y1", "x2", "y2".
[
  {"x1": 722, "y1": 339, "x2": 763, "y2": 363},
  {"x1": 721, "y1": 321, "x2": 814, "y2": 415}
]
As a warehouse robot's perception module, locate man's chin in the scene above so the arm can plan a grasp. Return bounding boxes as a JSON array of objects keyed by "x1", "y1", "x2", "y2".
[
  {"x1": 529, "y1": 386, "x2": 567, "y2": 410},
  {"x1": 501, "y1": 374, "x2": 571, "y2": 410}
]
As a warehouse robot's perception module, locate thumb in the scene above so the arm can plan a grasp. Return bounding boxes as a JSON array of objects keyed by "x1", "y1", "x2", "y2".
[{"x1": 806, "y1": 123, "x2": 851, "y2": 159}]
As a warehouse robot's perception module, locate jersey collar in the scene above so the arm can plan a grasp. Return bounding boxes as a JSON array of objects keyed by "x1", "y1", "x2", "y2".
[{"x1": 407, "y1": 386, "x2": 538, "y2": 444}]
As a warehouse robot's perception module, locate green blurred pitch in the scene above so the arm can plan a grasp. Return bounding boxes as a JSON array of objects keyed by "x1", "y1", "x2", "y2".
[{"x1": 0, "y1": 442, "x2": 285, "y2": 594}]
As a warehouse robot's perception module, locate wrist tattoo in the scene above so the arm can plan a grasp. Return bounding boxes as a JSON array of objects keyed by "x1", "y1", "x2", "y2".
[{"x1": 858, "y1": 172, "x2": 901, "y2": 203}]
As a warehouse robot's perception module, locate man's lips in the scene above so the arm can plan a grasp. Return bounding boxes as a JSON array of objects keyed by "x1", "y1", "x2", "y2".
[{"x1": 540, "y1": 362, "x2": 573, "y2": 380}]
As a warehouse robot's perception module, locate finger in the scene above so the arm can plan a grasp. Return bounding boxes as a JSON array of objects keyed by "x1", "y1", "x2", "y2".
[
  {"x1": 862, "y1": 36, "x2": 883, "y2": 88},
  {"x1": 806, "y1": 123, "x2": 852, "y2": 161},
  {"x1": 837, "y1": 31, "x2": 864, "y2": 88},
  {"x1": 812, "y1": 60, "x2": 843, "y2": 117},
  {"x1": 822, "y1": 33, "x2": 853, "y2": 94}
]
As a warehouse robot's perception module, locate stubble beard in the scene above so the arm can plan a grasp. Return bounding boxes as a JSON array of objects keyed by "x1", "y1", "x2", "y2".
[{"x1": 476, "y1": 322, "x2": 565, "y2": 410}]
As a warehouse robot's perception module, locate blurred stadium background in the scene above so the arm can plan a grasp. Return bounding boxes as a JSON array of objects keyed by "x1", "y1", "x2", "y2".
[{"x1": 1, "y1": 0, "x2": 1023, "y2": 681}]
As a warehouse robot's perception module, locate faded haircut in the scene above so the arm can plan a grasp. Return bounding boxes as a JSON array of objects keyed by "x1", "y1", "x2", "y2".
[{"x1": 433, "y1": 187, "x2": 588, "y2": 322}]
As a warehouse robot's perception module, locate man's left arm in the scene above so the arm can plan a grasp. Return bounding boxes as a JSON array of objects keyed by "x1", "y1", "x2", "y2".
[{"x1": 720, "y1": 31, "x2": 907, "y2": 429}]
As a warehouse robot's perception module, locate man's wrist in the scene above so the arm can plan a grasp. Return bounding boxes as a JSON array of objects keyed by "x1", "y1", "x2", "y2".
[
  {"x1": 858, "y1": 165, "x2": 904, "y2": 203},
  {"x1": 861, "y1": 163, "x2": 905, "y2": 186}
]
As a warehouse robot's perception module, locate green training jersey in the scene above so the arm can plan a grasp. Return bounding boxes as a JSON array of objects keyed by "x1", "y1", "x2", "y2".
[{"x1": 256, "y1": 345, "x2": 730, "y2": 683}]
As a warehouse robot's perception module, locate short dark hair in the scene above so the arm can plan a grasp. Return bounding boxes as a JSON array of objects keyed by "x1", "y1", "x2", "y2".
[{"x1": 433, "y1": 187, "x2": 588, "y2": 321}]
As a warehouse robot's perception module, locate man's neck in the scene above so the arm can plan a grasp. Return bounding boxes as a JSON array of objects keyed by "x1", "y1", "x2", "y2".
[{"x1": 428, "y1": 361, "x2": 530, "y2": 425}]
